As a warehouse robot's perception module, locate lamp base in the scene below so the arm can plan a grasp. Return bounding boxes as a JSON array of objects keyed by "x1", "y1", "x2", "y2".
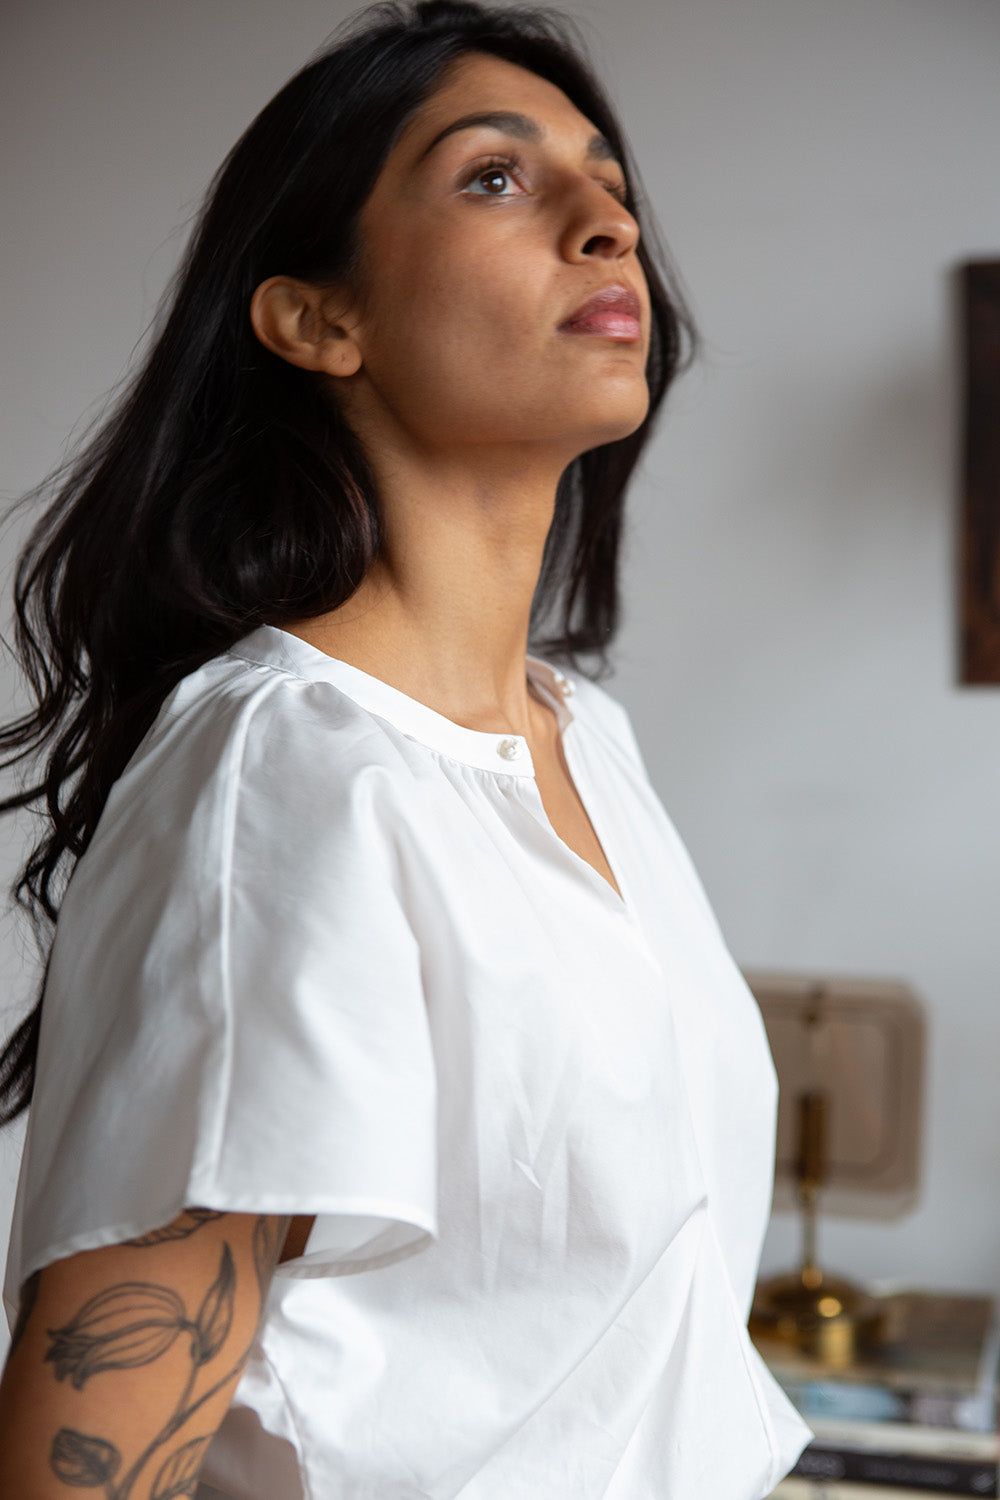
[{"x1": 750, "y1": 1268, "x2": 884, "y2": 1368}]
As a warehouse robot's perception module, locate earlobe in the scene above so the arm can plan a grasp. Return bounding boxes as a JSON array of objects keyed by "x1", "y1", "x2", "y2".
[{"x1": 249, "y1": 276, "x2": 363, "y2": 377}]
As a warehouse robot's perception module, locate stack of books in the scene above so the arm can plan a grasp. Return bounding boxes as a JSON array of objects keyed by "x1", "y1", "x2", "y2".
[{"x1": 758, "y1": 1291, "x2": 999, "y2": 1498}]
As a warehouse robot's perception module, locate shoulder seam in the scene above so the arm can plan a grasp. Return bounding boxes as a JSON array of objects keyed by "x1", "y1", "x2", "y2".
[
  {"x1": 199, "y1": 669, "x2": 292, "y2": 1184},
  {"x1": 225, "y1": 645, "x2": 307, "y2": 681}
]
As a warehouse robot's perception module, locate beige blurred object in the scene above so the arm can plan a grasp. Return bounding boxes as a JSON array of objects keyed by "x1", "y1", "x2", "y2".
[{"x1": 744, "y1": 972, "x2": 926, "y2": 1368}]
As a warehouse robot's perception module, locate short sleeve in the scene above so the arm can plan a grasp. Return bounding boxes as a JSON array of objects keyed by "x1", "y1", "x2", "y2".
[{"x1": 4, "y1": 663, "x2": 439, "y2": 1314}]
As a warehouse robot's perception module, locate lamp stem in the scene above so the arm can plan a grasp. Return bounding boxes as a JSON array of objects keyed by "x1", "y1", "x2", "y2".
[
  {"x1": 797, "y1": 1091, "x2": 827, "y2": 1290},
  {"x1": 799, "y1": 1182, "x2": 821, "y2": 1289}
]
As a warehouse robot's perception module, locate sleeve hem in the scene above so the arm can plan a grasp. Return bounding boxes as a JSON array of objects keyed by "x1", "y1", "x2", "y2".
[
  {"x1": 278, "y1": 1214, "x2": 436, "y2": 1279},
  {"x1": 10, "y1": 1195, "x2": 438, "y2": 1310}
]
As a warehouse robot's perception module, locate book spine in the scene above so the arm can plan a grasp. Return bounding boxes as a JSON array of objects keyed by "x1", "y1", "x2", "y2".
[
  {"x1": 805, "y1": 1416, "x2": 999, "y2": 1460},
  {"x1": 777, "y1": 1379, "x2": 997, "y2": 1433},
  {"x1": 792, "y1": 1445, "x2": 998, "y2": 1495}
]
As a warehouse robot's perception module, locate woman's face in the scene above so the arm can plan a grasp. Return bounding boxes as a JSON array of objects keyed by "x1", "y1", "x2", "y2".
[{"x1": 334, "y1": 51, "x2": 651, "y2": 467}]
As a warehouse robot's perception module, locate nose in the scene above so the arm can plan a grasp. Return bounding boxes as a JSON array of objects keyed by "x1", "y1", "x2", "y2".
[{"x1": 559, "y1": 174, "x2": 640, "y2": 263}]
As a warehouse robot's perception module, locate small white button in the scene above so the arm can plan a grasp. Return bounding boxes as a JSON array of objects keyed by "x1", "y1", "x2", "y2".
[
  {"x1": 497, "y1": 737, "x2": 522, "y2": 761},
  {"x1": 559, "y1": 676, "x2": 575, "y2": 698}
]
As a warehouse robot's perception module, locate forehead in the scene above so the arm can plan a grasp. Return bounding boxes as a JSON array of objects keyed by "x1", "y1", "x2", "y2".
[{"x1": 390, "y1": 51, "x2": 610, "y2": 166}]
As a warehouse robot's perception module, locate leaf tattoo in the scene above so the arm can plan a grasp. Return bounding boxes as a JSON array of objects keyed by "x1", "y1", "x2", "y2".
[
  {"x1": 51, "y1": 1428, "x2": 122, "y2": 1488},
  {"x1": 46, "y1": 1283, "x2": 187, "y2": 1389},
  {"x1": 192, "y1": 1244, "x2": 235, "y2": 1366},
  {"x1": 150, "y1": 1436, "x2": 211, "y2": 1500},
  {"x1": 126, "y1": 1210, "x2": 224, "y2": 1248}
]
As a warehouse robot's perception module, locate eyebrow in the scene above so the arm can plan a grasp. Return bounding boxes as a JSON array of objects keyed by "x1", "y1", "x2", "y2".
[{"x1": 416, "y1": 109, "x2": 618, "y2": 166}]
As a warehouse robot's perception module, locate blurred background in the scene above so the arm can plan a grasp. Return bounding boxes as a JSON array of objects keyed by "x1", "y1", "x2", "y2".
[{"x1": 2, "y1": 0, "x2": 999, "y2": 1360}]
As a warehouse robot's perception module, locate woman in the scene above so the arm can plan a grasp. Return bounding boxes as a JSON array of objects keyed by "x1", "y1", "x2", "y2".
[{"x1": 0, "y1": 2, "x2": 810, "y2": 1496}]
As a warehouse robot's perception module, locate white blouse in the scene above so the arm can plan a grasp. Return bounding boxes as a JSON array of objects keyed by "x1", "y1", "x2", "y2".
[{"x1": 4, "y1": 624, "x2": 810, "y2": 1500}]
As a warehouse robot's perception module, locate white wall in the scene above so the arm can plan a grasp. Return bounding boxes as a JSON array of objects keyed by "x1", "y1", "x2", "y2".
[
  {"x1": 2, "y1": 0, "x2": 999, "y2": 1355},
  {"x1": 602, "y1": 0, "x2": 1000, "y2": 1295}
]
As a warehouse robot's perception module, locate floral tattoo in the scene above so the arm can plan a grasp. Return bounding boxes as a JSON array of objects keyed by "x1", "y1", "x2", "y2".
[{"x1": 37, "y1": 1212, "x2": 285, "y2": 1499}]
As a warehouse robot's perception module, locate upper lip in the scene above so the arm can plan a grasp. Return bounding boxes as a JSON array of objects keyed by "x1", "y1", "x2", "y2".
[{"x1": 560, "y1": 283, "x2": 642, "y2": 327}]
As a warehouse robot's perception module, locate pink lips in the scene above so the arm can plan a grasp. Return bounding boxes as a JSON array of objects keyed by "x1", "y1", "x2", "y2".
[{"x1": 560, "y1": 284, "x2": 642, "y2": 341}]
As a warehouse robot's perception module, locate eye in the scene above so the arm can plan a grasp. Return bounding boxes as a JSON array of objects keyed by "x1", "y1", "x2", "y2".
[
  {"x1": 457, "y1": 153, "x2": 629, "y2": 206},
  {"x1": 461, "y1": 155, "x2": 524, "y2": 198}
]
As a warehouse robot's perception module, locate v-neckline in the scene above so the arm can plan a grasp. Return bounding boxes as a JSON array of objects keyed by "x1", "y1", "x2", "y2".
[{"x1": 524, "y1": 679, "x2": 630, "y2": 912}]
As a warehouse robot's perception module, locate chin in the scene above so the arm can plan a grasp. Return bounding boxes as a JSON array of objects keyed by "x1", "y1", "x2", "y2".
[{"x1": 578, "y1": 393, "x2": 650, "y2": 450}]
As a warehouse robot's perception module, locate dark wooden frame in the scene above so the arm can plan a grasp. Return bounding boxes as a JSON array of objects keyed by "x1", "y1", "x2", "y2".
[{"x1": 960, "y1": 260, "x2": 1000, "y2": 683}]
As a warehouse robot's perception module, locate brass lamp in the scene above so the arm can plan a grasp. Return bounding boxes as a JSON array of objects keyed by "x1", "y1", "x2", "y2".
[{"x1": 744, "y1": 974, "x2": 925, "y2": 1369}]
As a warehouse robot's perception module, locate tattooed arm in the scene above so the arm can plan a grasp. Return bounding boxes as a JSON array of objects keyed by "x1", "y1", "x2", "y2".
[{"x1": 0, "y1": 1208, "x2": 303, "y2": 1500}]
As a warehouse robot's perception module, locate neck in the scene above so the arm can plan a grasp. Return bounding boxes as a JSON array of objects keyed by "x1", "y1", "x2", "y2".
[{"x1": 284, "y1": 447, "x2": 565, "y2": 734}]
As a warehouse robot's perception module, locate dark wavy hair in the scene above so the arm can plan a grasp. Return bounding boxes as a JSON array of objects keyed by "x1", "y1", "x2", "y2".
[{"x1": 0, "y1": 0, "x2": 695, "y2": 1122}]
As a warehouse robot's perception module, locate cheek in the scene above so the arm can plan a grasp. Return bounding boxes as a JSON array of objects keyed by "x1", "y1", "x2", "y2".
[{"x1": 361, "y1": 252, "x2": 542, "y2": 399}]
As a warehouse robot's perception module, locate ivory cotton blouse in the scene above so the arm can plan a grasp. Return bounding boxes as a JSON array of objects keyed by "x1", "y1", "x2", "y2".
[{"x1": 4, "y1": 624, "x2": 810, "y2": 1500}]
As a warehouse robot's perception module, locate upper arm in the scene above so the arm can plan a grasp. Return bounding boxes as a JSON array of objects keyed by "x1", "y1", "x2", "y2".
[
  {"x1": 17, "y1": 677, "x2": 437, "y2": 1288},
  {"x1": 0, "y1": 1207, "x2": 288, "y2": 1500}
]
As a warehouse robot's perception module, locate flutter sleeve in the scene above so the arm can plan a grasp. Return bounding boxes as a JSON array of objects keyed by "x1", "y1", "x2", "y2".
[{"x1": 4, "y1": 663, "x2": 438, "y2": 1317}]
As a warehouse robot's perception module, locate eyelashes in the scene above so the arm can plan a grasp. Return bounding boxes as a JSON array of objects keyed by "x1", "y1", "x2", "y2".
[{"x1": 459, "y1": 151, "x2": 630, "y2": 206}]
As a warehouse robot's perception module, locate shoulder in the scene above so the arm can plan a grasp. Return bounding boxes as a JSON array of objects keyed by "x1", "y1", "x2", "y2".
[
  {"x1": 77, "y1": 629, "x2": 425, "y2": 908},
  {"x1": 555, "y1": 666, "x2": 646, "y2": 773},
  {"x1": 51, "y1": 634, "x2": 425, "y2": 1008},
  {"x1": 113, "y1": 628, "x2": 415, "y2": 814}
]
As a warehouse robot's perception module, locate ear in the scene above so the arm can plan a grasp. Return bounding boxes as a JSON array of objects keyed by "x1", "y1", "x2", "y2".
[{"x1": 249, "y1": 276, "x2": 363, "y2": 377}]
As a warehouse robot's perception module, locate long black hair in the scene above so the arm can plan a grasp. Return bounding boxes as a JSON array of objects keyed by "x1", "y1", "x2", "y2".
[{"x1": 0, "y1": 0, "x2": 695, "y2": 1123}]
